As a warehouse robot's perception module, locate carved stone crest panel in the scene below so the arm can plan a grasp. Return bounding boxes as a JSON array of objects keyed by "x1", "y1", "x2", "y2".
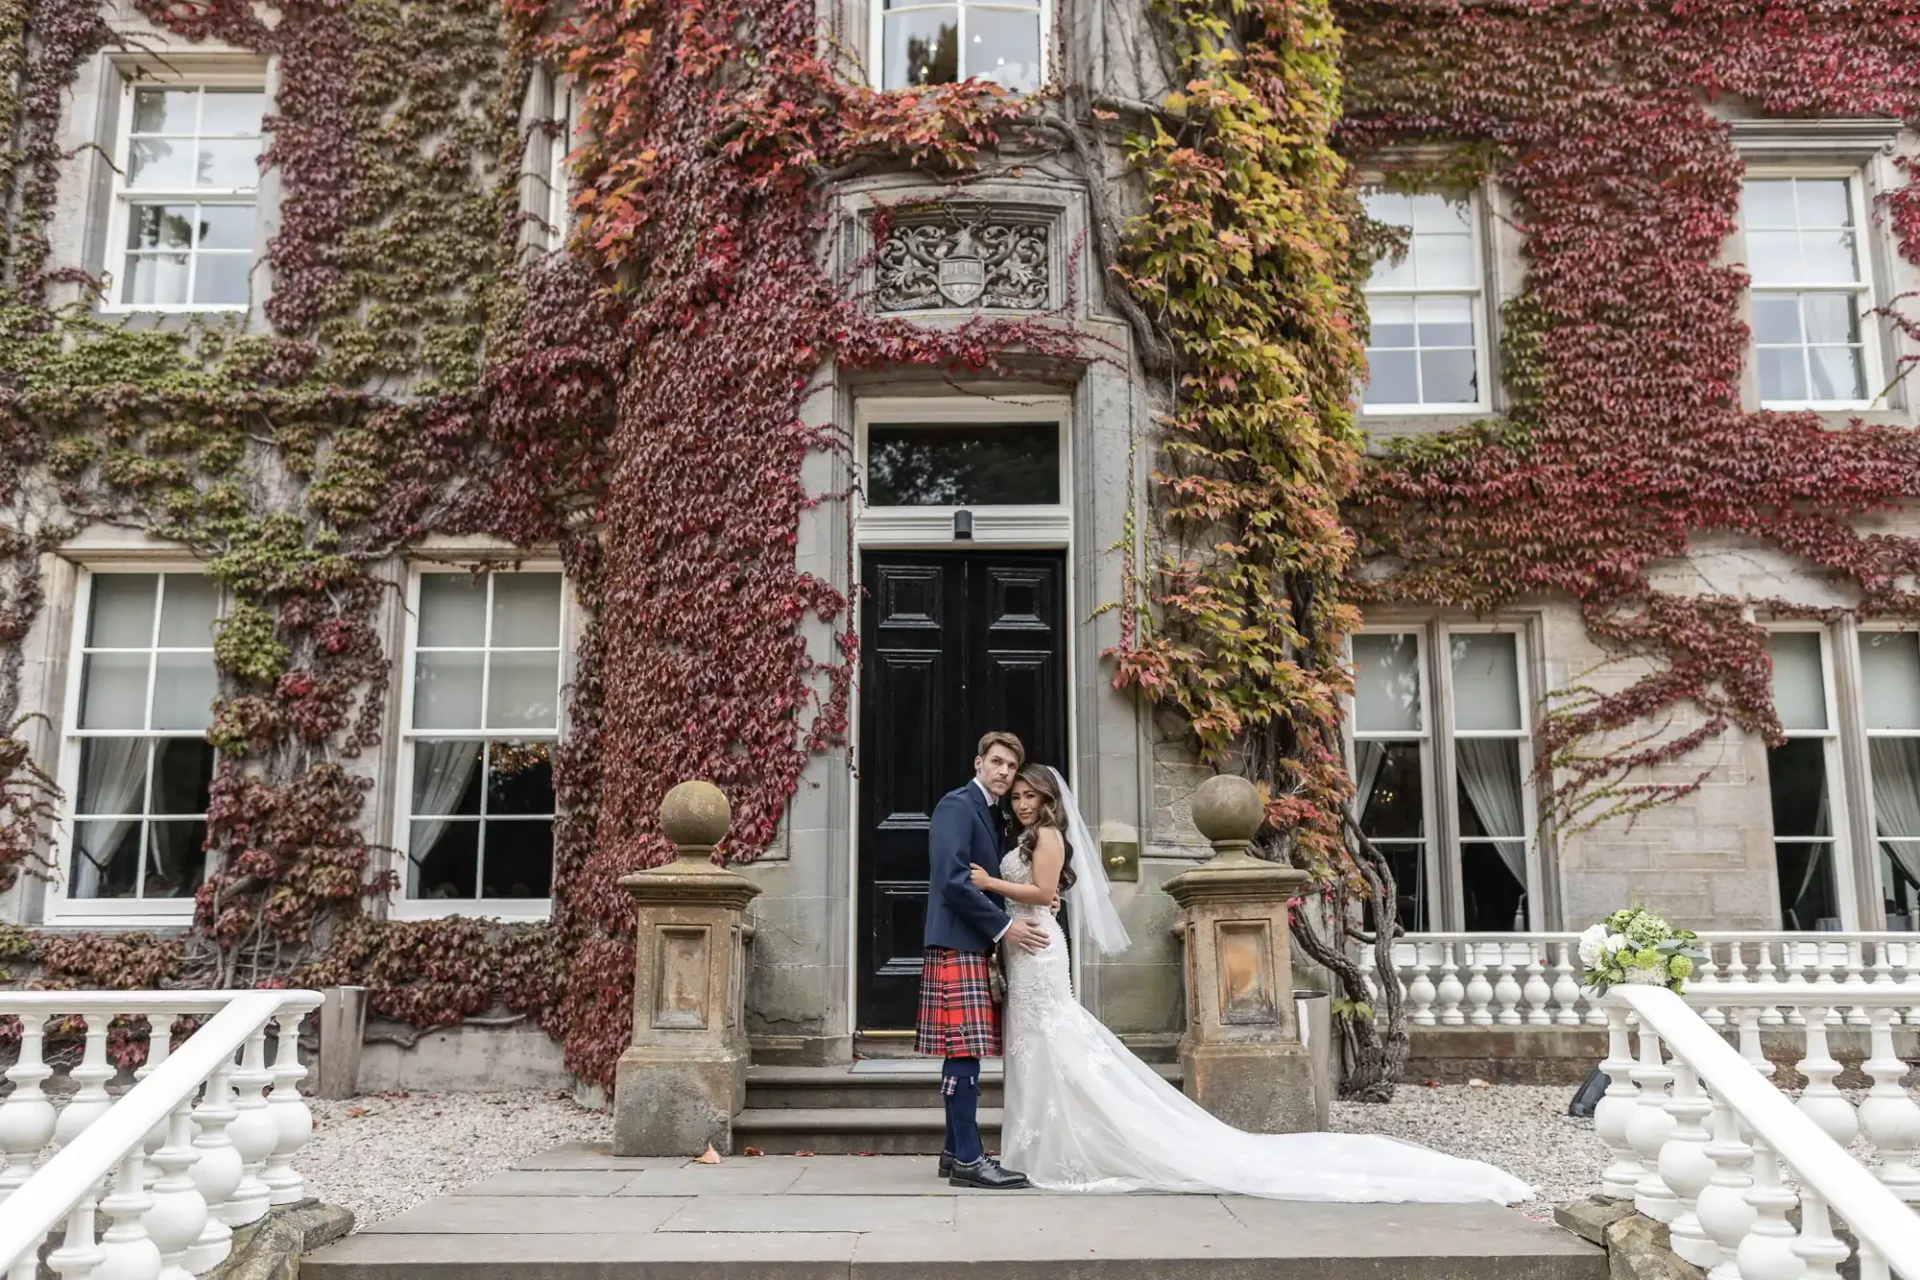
[{"x1": 874, "y1": 212, "x2": 1050, "y2": 312}]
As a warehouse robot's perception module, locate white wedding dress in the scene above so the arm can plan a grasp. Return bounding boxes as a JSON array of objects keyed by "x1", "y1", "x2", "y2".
[{"x1": 996, "y1": 847, "x2": 1534, "y2": 1203}]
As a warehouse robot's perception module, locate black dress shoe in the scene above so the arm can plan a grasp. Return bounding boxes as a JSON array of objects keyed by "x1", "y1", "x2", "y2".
[
  {"x1": 938, "y1": 1150, "x2": 954, "y2": 1177},
  {"x1": 948, "y1": 1156, "x2": 1030, "y2": 1189}
]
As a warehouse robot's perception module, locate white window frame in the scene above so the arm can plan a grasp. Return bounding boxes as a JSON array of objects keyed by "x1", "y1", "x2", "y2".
[
  {"x1": 867, "y1": 0, "x2": 1052, "y2": 93},
  {"x1": 852, "y1": 395, "x2": 1071, "y2": 548},
  {"x1": 1350, "y1": 621, "x2": 1539, "y2": 930},
  {"x1": 48, "y1": 565, "x2": 223, "y2": 925},
  {"x1": 1358, "y1": 188, "x2": 1493, "y2": 416},
  {"x1": 1764, "y1": 623, "x2": 1859, "y2": 929},
  {"x1": 1740, "y1": 168, "x2": 1883, "y2": 412},
  {"x1": 391, "y1": 561, "x2": 572, "y2": 921},
  {"x1": 101, "y1": 66, "x2": 267, "y2": 315},
  {"x1": 1851, "y1": 625, "x2": 1920, "y2": 923}
]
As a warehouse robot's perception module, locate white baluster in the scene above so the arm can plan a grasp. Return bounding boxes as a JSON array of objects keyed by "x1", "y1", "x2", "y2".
[
  {"x1": 1858, "y1": 1004, "x2": 1920, "y2": 1205},
  {"x1": 1841, "y1": 942, "x2": 1869, "y2": 1026},
  {"x1": 1790, "y1": 1190, "x2": 1847, "y2": 1280},
  {"x1": 54, "y1": 1011, "x2": 116, "y2": 1145},
  {"x1": 1697, "y1": 1090, "x2": 1756, "y2": 1280},
  {"x1": 1552, "y1": 943, "x2": 1583, "y2": 1026},
  {"x1": 1661, "y1": 1058, "x2": 1718, "y2": 1267},
  {"x1": 145, "y1": 1092, "x2": 207, "y2": 1280},
  {"x1": 1869, "y1": 937, "x2": 1898, "y2": 995},
  {"x1": 1465, "y1": 945, "x2": 1495, "y2": 1027},
  {"x1": 186, "y1": 1054, "x2": 240, "y2": 1273},
  {"x1": 1406, "y1": 945, "x2": 1437, "y2": 1027},
  {"x1": 1628, "y1": 1022, "x2": 1680, "y2": 1222},
  {"x1": 1794, "y1": 1005, "x2": 1858, "y2": 1148},
  {"x1": 7, "y1": 1249, "x2": 36, "y2": 1280},
  {"x1": 1755, "y1": 943, "x2": 1784, "y2": 1026},
  {"x1": 1784, "y1": 943, "x2": 1810, "y2": 1026},
  {"x1": 222, "y1": 1025, "x2": 274, "y2": 1226},
  {"x1": 1522, "y1": 944, "x2": 1552, "y2": 1026},
  {"x1": 1597, "y1": 1007, "x2": 1646, "y2": 1200},
  {"x1": 95, "y1": 1148, "x2": 161, "y2": 1280},
  {"x1": 1721, "y1": 939, "x2": 1748, "y2": 990},
  {"x1": 1493, "y1": 947, "x2": 1523, "y2": 1027},
  {"x1": 1736, "y1": 1137, "x2": 1803, "y2": 1280},
  {"x1": 1697, "y1": 945, "x2": 1724, "y2": 1028},
  {"x1": 262, "y1": 1008, "x2": 313, "y2": 1204},
  {"x1": 45, "y1": 1180, "x2": 105, "y2": 1280},
  {"x1": 1436, "y1": 943, "x2": 1466, "y2": 1027},
  {"x1": 1860, "y1": 1241, "x2": 1892, "y2": 1280},
  {"x1": 0, "y1": 1015, "x2": 57, "y2": 1201},
  {"x1": 1735, "y1": 1007, "x2": 1777, "y2": 1083},
  {"x1": 138, "y1": 1013, "x2": 175, "y2": 1172}
]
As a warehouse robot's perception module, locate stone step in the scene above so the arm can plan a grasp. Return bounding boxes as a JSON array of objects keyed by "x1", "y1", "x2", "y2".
[
  {"x1": 732, "y1": 1106, "x2": 1001, "y2": 1154},
  {"x1": 744, "y1": 1063, "x2": 1181, "y2": 1111},
  {"x1": 304, "y1": 1149, "x2": 1604, "y2": 1280}
]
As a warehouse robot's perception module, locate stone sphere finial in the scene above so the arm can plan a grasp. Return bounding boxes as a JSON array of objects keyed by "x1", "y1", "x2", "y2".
[
  {"x1": 1191, "y1": 773, "x2": 1262, "y2": 845},
  {"x1": 660, "y1": 780, "x2": 731, "y2": 850}
]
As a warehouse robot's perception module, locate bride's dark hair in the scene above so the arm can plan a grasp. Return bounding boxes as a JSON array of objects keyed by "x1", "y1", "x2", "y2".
[{"x1": 1013, "y1": 765, "x2": 1076, "y2": 892}]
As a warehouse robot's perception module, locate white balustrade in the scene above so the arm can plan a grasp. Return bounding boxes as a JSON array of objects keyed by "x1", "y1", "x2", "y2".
[
  {"x1": 0, "y1": 990, "x2": 321, "y2": 1280},
  {"x1": 1602, "y1": 984, "x2": 1920, "y2": 1280}
]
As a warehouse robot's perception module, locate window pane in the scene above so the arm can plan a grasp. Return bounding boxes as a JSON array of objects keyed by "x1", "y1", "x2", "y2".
[
  {"x1": 193, "y1": 253, "x2": 252, "y2": 306},
  {"x1": 411, "y1": 740, "x2": 483, "y2": 816},
  {"x1": 127, "y1": 140, "x2": 193, "y2": 189},
  {"x1": 1777, "y1": 839, "x2": 1839, "y2": 930},
  {"x1": 409, "y1": 819, "x2": 479, "y2": 899},
  {"x1": 150, "y1": 652, "x2": 217, "y2": 731},
  {"x1": 1353, "y1": 633, "x2": 1422, "y2": 733},
  {"x1": 1757, "y1": 345, "x2": 1808, "y2": 403},
  {"x1": 1808, "y1": 346, "x2": 1864, "y2": 403},
  {"x1": 1802, "y1": 230, "x2": 1860, "y2": 284},
  {"x1": 486, "y1": 651, "x2": 559, "y2": 730},
  {"x1": 1409, "y1": 194, "x2": 1470, "y2": 234},
  {"x1": 76, "y1": 737, "x2": 150, "y2": 815},
  {"x1": 130, "y1": 204, "x2": 196, "y2": 250},
  {"x1": 488, "y1": 741, "x2": 555, "y2": 815},
  {"x1": 70, "y1": 821, "x2": 142, "y2": 899},
  {"x1": 196, "y1": 205, "x2": 255, "y2": 250},
  {"x1": 1768, "y1": 737, "x2": 1832, "y2": 837},
  {"x1": 121, "y1": 254, "x2": 192, "y2": 306},
  {"x1": 196, "y1": 138, "x2": 260, "y2": 190},
  {"x1": 132, "y1": 87, "x2": 197, "y2": 134},
  {"x1": 1357, "y1": 740, "x2": 1424, "y2": 839},
  {"x1": 80, "y1": 652, "x2": 151, "y2": 730},
  {"x1": 1382, "y1": 842, "x2": 1428, "y2": 932},
  {"x1": 157, "y1": 575, "x2": 219, "y2": 646},
  {"x1": 1861, "y1": 633, "x2": 1920, "y2": 731},
  {"x1": 1456, "y1": 739, "x2": 1524, "y2": 838},
  {"x1": 1746, "y1": 230, "x2": 1802, "y2": 285},
  {"x1": 418, "y1": 573, "x2": 487, "y2": 646},
  {"x1": 414, "y1": 651, "x2": 484, "y2": 729},
  {"x1": 150, "y1": 738, "x2": 215, "y2": 814},
  {"x1": 883, "y1": 9, "x2": 959, "y2": 88},
  {"x1": 490, "y1": 574, "x2": 563, "y2": 647},
  {"x1": 1767, "y1": 633, "x2": 1828, "y2": 732},
  {"x1": 1362, "y1": 349, "x2": 1418, "y2": 406},
  {"x1": 144, "y1": 821, "x2": 207, "y2": 897},
  {"x1": 865, "y1": 423, "x2": 1059, "y2": 506},
  {"x1": 1419, "y1": 349, "x2": 1477, "y2": 404},
  {"x1": 1415, "y1": 294, "x2": 1474, "y2": 347},
  {"x1": 1450, "y1": 633, "x2": 1521, "y2": 731},
  {"x1": 88, "y1": 575, "x2": 157, "y2": 647},
  {"x1": 481, "y1": 820, "x2": 554, "y2": 899},
  {"x1": 1367, "y1": 296, "x2": 1414, "y2": 348},
  {"x1": 1362, "y1": 191, "x2": 1411, "y2": 226},
  {"x1": 1412, "y1": 233, "x2": 1474, "y2": 289},
  {"x1": 1752, "y1": 295, "x2": 1802, "y2": 345},
  {"x1": 1461, "y1": 842, "x2": 1526, "y2": 932},
  {"x1": 967, "y1": 8, "x2": 1041, "y2": 92},
  {"x1": 1796, "y1": 179, "x2": 1852, "y2": 229},
  {"x1": 199, "y1": 89, "x2": 265, "y2": 135}
]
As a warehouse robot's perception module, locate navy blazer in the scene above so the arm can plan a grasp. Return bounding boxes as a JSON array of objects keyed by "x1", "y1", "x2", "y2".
[{"x1": 922, "y1": 781, "x2": 1010, "y2": 953}]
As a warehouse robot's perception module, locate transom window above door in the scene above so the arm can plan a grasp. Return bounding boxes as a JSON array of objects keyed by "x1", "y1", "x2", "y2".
[
  {"x1": 865, "y1": 422, "x2": 1060, "y2": 506},
  {"x1": 876, "y1": 0, "x2": 1045, "y2": 93}
]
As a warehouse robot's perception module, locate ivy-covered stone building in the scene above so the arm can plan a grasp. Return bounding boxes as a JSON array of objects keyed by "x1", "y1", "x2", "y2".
[{"x1": 0, "y1": 0, "x2": 1917, "y2": 1087}]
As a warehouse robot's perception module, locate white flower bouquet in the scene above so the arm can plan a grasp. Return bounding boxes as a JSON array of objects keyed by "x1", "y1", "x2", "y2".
[{"x1": 1577, "y1": 906, "x2": 1706, "y2": 995}]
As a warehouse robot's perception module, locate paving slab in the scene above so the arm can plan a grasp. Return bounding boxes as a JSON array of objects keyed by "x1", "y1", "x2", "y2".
[
  {"x1": 304, "y1": 1228, "x2": 859, "y2": 1280},
  {"x1": 618, "y1": 1162, "x2": 806, "y2": 1196},
  {"x1": 360, "y1": 1196, "x2": 691, "y2": 1235},
  {"x1": 449, "y1": 1169, "x2": 641, "y2": 1197},
  {"x1": 663, "y1": 1192, "x2": 955, "y2": 1233},
  {"x1": 510, "y1": 1143, "x2": 686, "y2": 1172}
]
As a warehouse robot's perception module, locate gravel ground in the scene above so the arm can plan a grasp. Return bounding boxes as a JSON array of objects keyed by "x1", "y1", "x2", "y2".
[{"x1": 301, "y1": 1084, "x2": 1601, "y2": 1229}]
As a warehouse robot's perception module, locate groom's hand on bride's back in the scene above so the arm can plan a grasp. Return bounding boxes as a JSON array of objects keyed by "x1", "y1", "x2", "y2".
[{"x1": 1004, "y1": 919, "x2": 1050, "y2": 953}]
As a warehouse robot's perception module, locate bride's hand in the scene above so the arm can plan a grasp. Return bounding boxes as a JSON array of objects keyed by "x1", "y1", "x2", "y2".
[{"x1": 968, "y1": 863, "x2": 991, "y2": 889}]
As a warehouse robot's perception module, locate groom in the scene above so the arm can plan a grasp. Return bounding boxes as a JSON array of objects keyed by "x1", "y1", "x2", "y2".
[{"x1": 918, "y1": 730, "x2": 1050, "y2": 1190}]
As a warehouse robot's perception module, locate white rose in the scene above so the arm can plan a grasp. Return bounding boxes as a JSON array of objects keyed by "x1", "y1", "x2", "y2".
[
  {"x1": 1577, "y1": 923, "x2": 1608, "y2": 968},
  {"x1": 1606, "y1": 933, "x2": 1628, "y2": 955}
]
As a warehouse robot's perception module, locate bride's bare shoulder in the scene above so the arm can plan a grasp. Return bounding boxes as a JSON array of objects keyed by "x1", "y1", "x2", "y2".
[{"x1": 1032, "y1": 825, "x2": 1065, "y2": 856}]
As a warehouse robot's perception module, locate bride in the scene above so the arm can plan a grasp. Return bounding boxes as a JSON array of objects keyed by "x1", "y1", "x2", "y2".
[{"x1": 967, "y1": 764, "x2": 1534, "y2": 1203}]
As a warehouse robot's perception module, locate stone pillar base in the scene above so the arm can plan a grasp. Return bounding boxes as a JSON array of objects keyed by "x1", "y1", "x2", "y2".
[
  {"x1": 613, "y1": 1044, "x2": 749, "y2": 1156},
  {"x1": 1180, "y1": 1040, "x2": 1318, "y2": 1134}
]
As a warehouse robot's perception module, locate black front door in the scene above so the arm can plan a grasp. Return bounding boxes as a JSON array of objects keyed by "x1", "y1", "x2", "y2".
[{"x1": 857, "y1": 550, "x2": 1069, "y2": 1031}]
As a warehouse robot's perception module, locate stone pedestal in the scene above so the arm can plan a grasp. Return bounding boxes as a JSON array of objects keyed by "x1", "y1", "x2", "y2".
[
  {"x1": 1164, "y1": 774, "x2": 1319, "y2": 1133},
  {"x1": 613, "y1": 781, "x2": 762, "y2": 1156}
]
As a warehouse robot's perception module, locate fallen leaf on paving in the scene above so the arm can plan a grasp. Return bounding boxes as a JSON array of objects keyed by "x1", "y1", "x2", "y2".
[
  {"x1": 1468, "y1": 1078, "x2": 1491, "y2": 1088},
  {"x1": 742, "y1": 1147, "x2": 765, "y2": 1157},
  {"x1": 855, "y1": 1151, "x2": 874, "y2": 1157},
  {"x1": 696, "y1": 1144, "x2": 722, "y2": 1164},
  {"x1": 345, "y1": 1106, "x2": 368, "y2": 1117},
  {"x1": 794, "y1": 1149, "x2": 816, "y2": 1157}
]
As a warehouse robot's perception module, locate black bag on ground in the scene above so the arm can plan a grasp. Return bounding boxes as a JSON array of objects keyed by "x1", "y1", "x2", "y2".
[{"x1": 1568, "y1": 1062, "x2": 1607, "y2": 1118}]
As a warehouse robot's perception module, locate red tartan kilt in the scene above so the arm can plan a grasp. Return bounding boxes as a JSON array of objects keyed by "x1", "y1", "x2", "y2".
[{"x1": 915, "y1": 947, "x2": 1001, "y2": 1058}]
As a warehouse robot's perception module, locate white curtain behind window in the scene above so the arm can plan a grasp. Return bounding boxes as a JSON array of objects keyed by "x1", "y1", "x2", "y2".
[
  {"x1": 1871, "y1": 739, "x2": 1920, "y2": 887},
  {"x1": 72, "y1": 738, "x2": 146, "y2": 898},
  {"x1": 410, "y1": 741, "x2": 481, "y2": 880},
  {"x1": 1455, "y1": 738, "x2": 1527, "y2": 890}
]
